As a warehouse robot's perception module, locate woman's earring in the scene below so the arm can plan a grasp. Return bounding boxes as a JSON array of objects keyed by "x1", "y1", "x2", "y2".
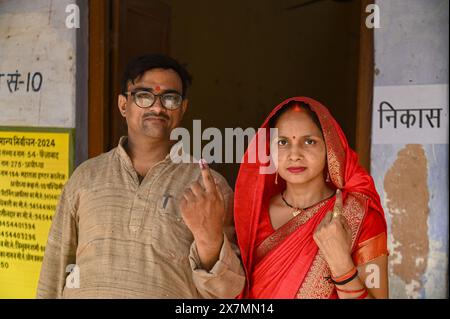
[
  {"x1": 326, "y1": 171, "x2": 331, "y2": 183},
  {"x1": 275, "y1": 171, "x2": 278, "y2": 185}
]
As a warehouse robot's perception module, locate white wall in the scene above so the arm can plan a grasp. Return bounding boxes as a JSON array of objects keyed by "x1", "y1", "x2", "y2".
[
  {"x1": 372, "y1": 0, "x2": 449, "y2": 299},
  {"x1": 0, "y1": 0, "x2": 77, "y2": 128}
]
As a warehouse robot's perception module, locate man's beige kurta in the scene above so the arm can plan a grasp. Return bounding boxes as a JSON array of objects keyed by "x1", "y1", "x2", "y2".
[{"x1": 36, "y1": 137, "x2": 245, "y2": 298}]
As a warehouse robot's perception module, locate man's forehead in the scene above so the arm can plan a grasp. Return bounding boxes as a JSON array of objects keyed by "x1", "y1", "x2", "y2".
[
  {"x1": 128, "y1": 81, "x2": 179, "y2": 92},
  {"x1": 140, "y1": 68, "x2": 181, "y2": 83},
  {"x1": 129, "y1": 69, "x2": 182, "y2": 91}
]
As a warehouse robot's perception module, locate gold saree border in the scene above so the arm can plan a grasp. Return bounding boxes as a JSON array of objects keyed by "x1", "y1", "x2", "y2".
[
  {"x1": 318, "y1": 110, "x2": 346, "y2": 189},
  {"x1": 254, "y1": 199, "x2": 331, "y2": 265},
  {"x1": 352, "y1": 231, "x2": 389, "y2": 266}
]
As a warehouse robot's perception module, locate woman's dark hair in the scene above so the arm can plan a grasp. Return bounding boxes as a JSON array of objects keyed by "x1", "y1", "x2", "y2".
[
  {"x1": 120, "y1": 54, "x2": 192, "y2": 97},
  {"x1": 269, "y1": 101, "x2": 323, "y2": 134}
]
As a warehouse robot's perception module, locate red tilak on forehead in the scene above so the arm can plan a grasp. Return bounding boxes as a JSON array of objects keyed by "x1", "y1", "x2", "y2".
[
  {"x1": 292, "y1": 104, "x2": 305, "y2": 112},
  {"x1": 155, "y1": 85, "x2": 161, "y2": 93}
]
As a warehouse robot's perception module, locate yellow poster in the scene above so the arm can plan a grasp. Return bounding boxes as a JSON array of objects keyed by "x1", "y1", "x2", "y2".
[{"x1": 0, "y1": 128, "x2": 73, "y2": 298}]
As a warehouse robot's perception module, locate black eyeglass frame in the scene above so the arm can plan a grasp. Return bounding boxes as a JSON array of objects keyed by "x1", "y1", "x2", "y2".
[{"x1": 124, "y1": 90, "x2": 184, "y2": 110}]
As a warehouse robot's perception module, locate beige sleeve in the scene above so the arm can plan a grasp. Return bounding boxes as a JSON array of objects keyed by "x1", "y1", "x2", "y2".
[
  {"x1": 189, "y1": 171, "x2": 246, "y2": 299},
  {"x1": 36, "y1": 185, "x2": 78, "y2": 299}
]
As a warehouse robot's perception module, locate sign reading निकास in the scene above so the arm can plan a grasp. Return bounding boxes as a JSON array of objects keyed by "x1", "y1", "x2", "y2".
[
  {"x1": 372, "y1": 84, "x2": 449, "y2": 144},
  {"x1": 0, "y1": 128, "x2": 73, "y2": 298}
]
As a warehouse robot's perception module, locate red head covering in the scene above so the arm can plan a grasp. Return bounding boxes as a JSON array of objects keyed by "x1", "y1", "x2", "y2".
[{"x1": 234, "y1": 97, "x2": 386, "y2": 298}]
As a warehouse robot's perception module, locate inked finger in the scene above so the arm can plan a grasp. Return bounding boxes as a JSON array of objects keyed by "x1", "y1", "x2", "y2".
[{"x1": 199, "y1": 159, "x2": 217, "y2": 194}]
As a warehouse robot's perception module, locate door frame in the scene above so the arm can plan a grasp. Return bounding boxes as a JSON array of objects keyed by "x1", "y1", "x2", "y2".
[
  {"x1": 355, "y1": 0, "x2": 375, "y2": 172},
  {"x1": 88, "y1": 0, "x2": 111, "y2": 158}
]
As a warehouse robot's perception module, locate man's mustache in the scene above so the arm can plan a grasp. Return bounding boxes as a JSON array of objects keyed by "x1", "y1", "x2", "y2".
[{"x1": 142, "y1": 112, "x2": 170, "y2": 121}]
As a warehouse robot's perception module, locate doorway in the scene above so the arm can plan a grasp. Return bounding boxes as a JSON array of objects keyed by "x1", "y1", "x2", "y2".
[{"x1": 88, "y1": 0, "x2": 374, "y2": 187}]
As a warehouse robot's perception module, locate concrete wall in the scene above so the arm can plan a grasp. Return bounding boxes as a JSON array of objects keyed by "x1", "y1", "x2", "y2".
[
  {"x1": 0, "y1": 0, "x2": 87, "y2": 166},
  {"x1": 0, "y1": 0, "x2": 77, "y2": 127},
  {"x1": 372, "y1": 0, "x2": 449, "y2": 298},
  {"x1": 0, "y1": 0, "x2": 88, "y2": 298}
]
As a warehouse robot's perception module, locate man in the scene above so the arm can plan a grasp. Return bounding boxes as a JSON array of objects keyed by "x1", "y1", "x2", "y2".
[{"x1": 37, "y1": 54, "x2": 245, "y2": 298}]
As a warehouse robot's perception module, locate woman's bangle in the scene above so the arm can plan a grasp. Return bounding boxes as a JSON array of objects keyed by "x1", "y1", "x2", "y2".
[
  {"x1": 356, "y1": 289, "x2": 369, "y2": 299},
  {"x1": 335, "y1": 286, "x2": 366, "y2": 294},
  {"x1": 325, "y1": 267, "x2": 359, "y2": 285},
  {"x1": 333, "y1": 266, "x2": 357, "y2": 282}
]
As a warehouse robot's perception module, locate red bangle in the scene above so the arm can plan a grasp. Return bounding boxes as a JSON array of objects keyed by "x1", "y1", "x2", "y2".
[
  {"x1": 332, "y1": 267, "x2": 357, "y2": 282},
  {"x1": 325, "y1": 267, "x2": 359, "y2": 285},
  {"x1": 356, "y1": 289, "x2": 369, "y2": 299},
  {"x1": 335, "y1": 286, "x2": 366, "y2": 294}
]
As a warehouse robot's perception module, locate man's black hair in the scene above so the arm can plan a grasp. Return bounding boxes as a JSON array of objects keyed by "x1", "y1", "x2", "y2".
[{"x1": 120, "y1": 54, "x2": 192, "y2": 97}]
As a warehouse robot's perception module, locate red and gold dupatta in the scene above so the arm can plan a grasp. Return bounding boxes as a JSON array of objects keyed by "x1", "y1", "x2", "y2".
[{"x1": 234, "y1": 97, "x2": 386, "y2": 299}]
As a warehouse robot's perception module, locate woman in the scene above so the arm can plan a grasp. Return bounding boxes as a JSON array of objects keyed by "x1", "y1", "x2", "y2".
[{"x1": 234, "y1": 97, "x2": 389, "y2": 299}]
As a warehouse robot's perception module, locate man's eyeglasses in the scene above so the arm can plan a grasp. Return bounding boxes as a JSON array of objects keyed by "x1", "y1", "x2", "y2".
[{"x1": 125, "y1": 90, "x2": 183, "y2": 110}]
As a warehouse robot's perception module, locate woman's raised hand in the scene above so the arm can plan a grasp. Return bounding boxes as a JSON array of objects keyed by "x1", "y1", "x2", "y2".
[{"x1": 313, "y1": 189, "x2": 354, "y2": 276}]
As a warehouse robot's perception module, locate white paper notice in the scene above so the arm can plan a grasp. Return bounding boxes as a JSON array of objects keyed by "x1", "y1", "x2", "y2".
[{"x1": 372, "y1": 84, "x2": 449, "y2": 144}]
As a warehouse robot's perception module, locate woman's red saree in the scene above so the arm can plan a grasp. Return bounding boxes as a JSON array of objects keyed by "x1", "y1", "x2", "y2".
[{"x1": 234, "y1": 97, "x2": 388, "y2": 299}]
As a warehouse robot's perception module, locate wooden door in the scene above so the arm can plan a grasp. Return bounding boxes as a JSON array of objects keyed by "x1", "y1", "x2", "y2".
[
  {"x1": 109, "y1": 0, "x2": 171, "y2": 150},
  {"x1": 89, "y1": 0, "x2": 171, "y2": 157}
]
